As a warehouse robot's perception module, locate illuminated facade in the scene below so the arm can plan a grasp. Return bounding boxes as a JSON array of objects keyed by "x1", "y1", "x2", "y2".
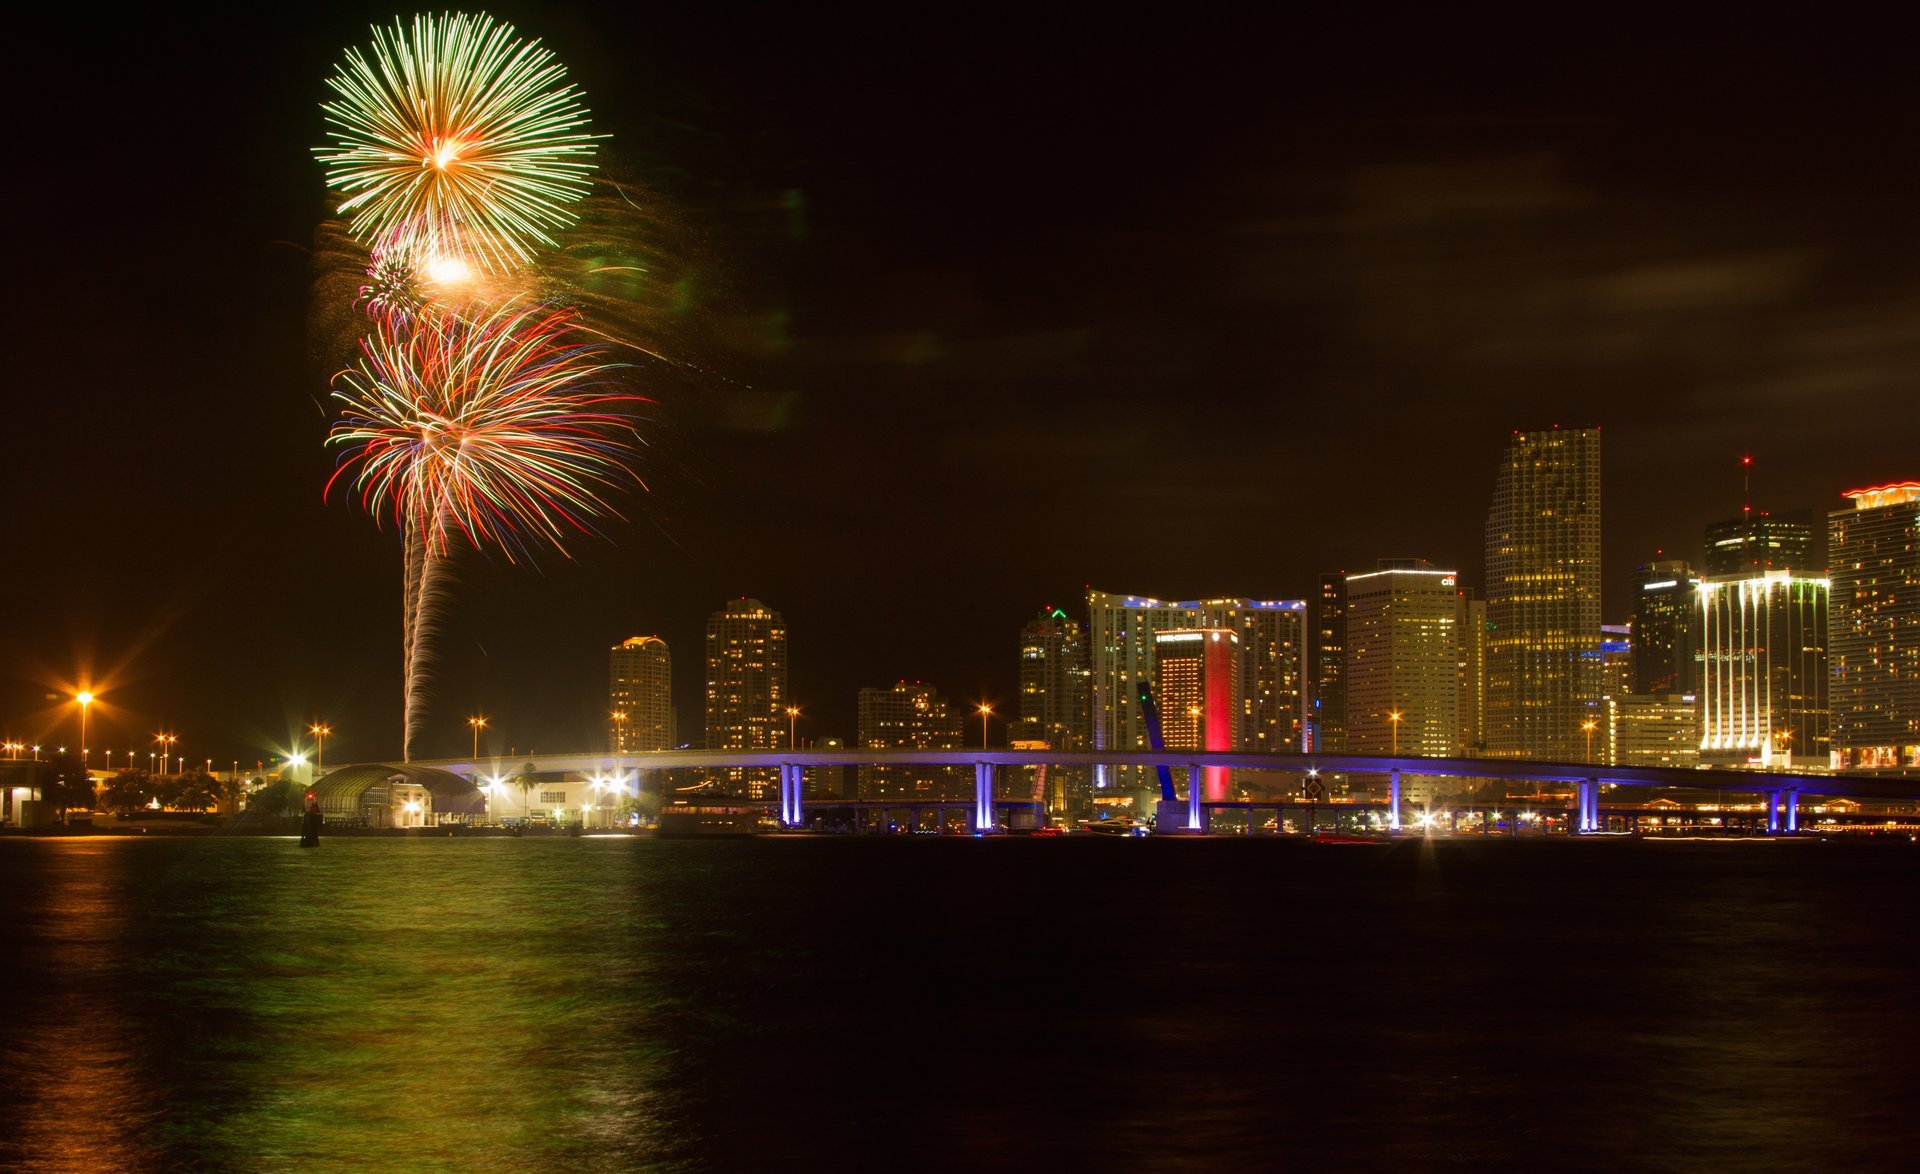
[
  {"x1": 1633, "y1": 560, "x2": 1701, "y2": 695},
  {"x1": 1344, "y1": 562, "x2": 1460, "y2": 759},
  {"x1": 856, "y1": 682, "x2": 963, "y2": 800},
  {"x1": 1704, "y1": 509, "x2": 1815, "y2": 577},
  {"x1": 704, "y1": 598, "x2": 787, "y2": 798},
  {"x1": 1484, "y1": 426, "x2": 1603, "y2": 760},
  {"x1": 1606, "y1": 693, "x2": 1699, "y2": 768},
  {"x1": 1698, "y1": 572, "x2": 1828, "y2": 769},
  {"x1": 1828, "y1": 481, "x2": 1920, "y2": 774},
  {"x1": 1086, "y1": 590, "x2": 1305, "y2": 793},
  {"x1": 609, "y1": 636, "x2": 673, "y2": 753},
  {"x1": 1014, "y1": 607, "x2": 1092, "y2": 813},
  {"x1": 1600, "y1": 622, "x2": 1633, "y2": 700},
  {"x1": 1310, "y1": 573, "x2": 1347, "y2": 753},
  {"x1": 1152, "y1": 629, "x2": 1240, "y2": 802},
  {"x1": 1457, "y1": 591, "x2": 1487, "y2": 756}
]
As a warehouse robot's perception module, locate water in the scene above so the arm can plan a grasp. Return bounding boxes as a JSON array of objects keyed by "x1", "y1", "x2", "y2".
[{"x1": 0, "y1": 834, "x2": 1913, "y2": 1171}]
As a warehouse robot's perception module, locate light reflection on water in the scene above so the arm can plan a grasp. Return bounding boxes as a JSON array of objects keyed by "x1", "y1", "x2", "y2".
[{"x1": 0, "y1": 835, "x2": 1914, "y2": 1170}]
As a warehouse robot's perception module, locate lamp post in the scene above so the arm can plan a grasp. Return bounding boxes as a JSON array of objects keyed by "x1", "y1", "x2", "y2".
[
  {"x1": 1388, "y1": 710, "x2": 1403, "y2": 757},
  {"x1": 786, "y1": 706, "x2": 801, "y2": 750},
  {"x1": 607, "y1": 711, "x2": 625, "y2": 754},
  {"x1": 468, "y1": 715, "x2": 488, "y2": 760},
  {"x1": 155, "y1": 733, "x2": 175, "y2": 776},
  {"x1": 977, "y1": 703, "x2": 993, "y2": 750},
  {"x1": 75, "y1": 691, "x2": 92, "y2": 767},
  {"x1": 1582, "y1": 719, "x2": 1597, "y2": 764},
  {"x1": 310, "y1": 724, "x2": 332, "y2": 777}
]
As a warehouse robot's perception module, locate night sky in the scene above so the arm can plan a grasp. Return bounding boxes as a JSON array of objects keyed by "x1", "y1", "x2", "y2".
[{"x1": 4, "y1": 5, "x2": 1915, "y2": 766}]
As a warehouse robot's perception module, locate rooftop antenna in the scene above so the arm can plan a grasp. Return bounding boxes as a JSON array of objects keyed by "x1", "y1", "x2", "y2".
[{"x1": 1741, "y1": 453, "x2": 1753, "y2": 517}]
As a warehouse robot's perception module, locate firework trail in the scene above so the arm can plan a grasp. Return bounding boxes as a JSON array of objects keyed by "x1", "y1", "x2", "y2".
[
  {"x1": 317, "y1": 11, "x2": 599, "y2": 273},
  {"x1": 326, "y1": 300, "x2": 644, "y2": 758}
]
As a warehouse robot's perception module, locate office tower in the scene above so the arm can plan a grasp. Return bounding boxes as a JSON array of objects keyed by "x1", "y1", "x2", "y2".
[
  {"x1": 1606, "y1": 693, "x2": 1700, "y2": 768},
  {"x1": 1457, "y1": 590, "x2": 1487, "y2": 757},
  {"x1": 856, "y1": 682, "x2": 963, "y2": 801},
  {"x1": 1014, "y1": 607, "x2": 1092, "y2": 814},
  {"x1": 1698, "y1": 572, "x2": 1828, "y2": 768},
  {"x1": 1633, "y1": 560, "x2": 1702, "y2": 695},
  {"x1": 1600, "y1": 623, "x2": 1633, "y2": 701},
  {"x1": 1484, "y1": 426, "x2": 1602, "y2": 760},
  {"x1": 808, "y1": 736, "x2": 850, "y2": 801},
  {"x1": 1087, "y1": 590, "x2": 1306, "y2": 794},
  {"x1": 704, "y1": 598, "x2": 788, "y2": 797},
  {"x1": 1310, "y1": 573, "x2": 1348, "y2": 753},
  {"x1": 1344, "y1": 561, "x2": 1461, "y2": 759},
  {"x1": 1703, "y1": 509, "x2": 1815, "y2": 577},
  {"x1": 609, "y1": 636, "x2": 673, "y2": 753},
  {"x1": 1152, "y1": 628, "x2": 1241, "y2": 802},
  {"x1": 1828, "y1": 481, "x2": 1920, "y2": 774}
]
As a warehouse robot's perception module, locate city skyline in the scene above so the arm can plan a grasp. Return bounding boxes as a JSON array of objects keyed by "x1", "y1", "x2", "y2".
[{"x1": 4, "y1": 8, "x2": 1916, "y2": 764}]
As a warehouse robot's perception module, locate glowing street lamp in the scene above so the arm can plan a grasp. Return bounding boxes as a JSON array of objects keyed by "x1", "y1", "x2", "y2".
[
  {"x1": 309, "y1": 724, "x2": 332, "y2": 776},
  {"x1": 468, "y1": 715, "x2": 488, "y2": 760},
  {"x1": 607, "y1": 710, "x2": 624, "y2": 754},
  {"x1": 75, "y1": 691, "x2": 93, "y2": 766},
  {"x1": 154, "y1": 733, "x2": 176, "y2": 776},
  {"x1": 977, "y1": 703, "x2": 993, "y2": 750},
  {"x1": 786, "y1": 705, "x2": 801, "y2": 750},
  {"x1": 1582, "y1": 718, "x2": 1598, "y2": 763},
  {"x1": 1388, "y1": 710, "x2": 1403, "y2": 757}
]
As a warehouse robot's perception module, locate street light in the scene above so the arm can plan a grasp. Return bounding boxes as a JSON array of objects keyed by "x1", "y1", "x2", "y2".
[
  {"x1": 468, "y1": 715, "x2": 488, "y2": 760},
  {"x1": 786, "y1": 705, "x2": 801, "y2": 750},
  {"x1": 75, "y1": 691, "x2": 93, "y2": 766},
  {"x1": 1581, "y1": 719, "x2": 1598, "y2": 763},
  {"x1": 1388, "y1": 710, "x2": 1403, "y2": 756},
  {"x1": 977, "y1": 703, "x2": 993, "y2": 750},
  {"x1": 1188, "y1": 704, "x2": 1203, "y2": 748},
  {"x1": 606, "y1": 711, "x2": 624, "y2": 754},
  {"x1": 310, "y1": 724, "x2": 332, "y2": 777},
  {"x1": 154, "y1": 733, "x2": 176, "y2": 775}
]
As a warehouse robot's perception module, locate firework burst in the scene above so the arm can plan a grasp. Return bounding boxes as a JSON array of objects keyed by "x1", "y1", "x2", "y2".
[{"x1": 317, "y1": 11, "x2": 599, "y2": 272}]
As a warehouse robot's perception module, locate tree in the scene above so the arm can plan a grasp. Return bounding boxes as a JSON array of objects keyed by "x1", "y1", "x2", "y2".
[
  {"x1": 513, "y1": 761, "x2": 540, "y2": 820},
  {"x1": 246, "y1": 776, "x2": 299, "y2": 817},
  {"x1": 102, "y1": 769, "x2": 155, "y2": 816},
  {"x1": 173, "y1": 771, "x2": 219, "y2": 813},
  {"x1": 47, "y1": 752, "x2": 93, "y2": 820}
]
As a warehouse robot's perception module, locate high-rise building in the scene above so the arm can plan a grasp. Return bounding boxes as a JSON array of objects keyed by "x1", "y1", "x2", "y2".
[
  {"x1": 1344, "y1": 562, "x2": 1461, "y2": 759},
  {"x1": 1014, "y1": 607, "x2": 1092, "y2": 813},
  {"x1": 1152, "y1": 629, "x2": 1240, "y2": 802},
  {"x1": 704, "y1": 598, "x2": 788, "y2": 798},
  {"x1": 1633, "y1": 560, "x2": 1702, "y2": 695},
  {"x1": 856, "y1": 682, "x2": 964, "y2": 801},
  {"x1": 1828, "y1": 481, "x2": 1919, "y2": 774},
  {"x1": 1086, "y1": 590, "x2": 1306, "y2": 794},
  {"x1": 609, "y1": 636, "x2": 673, "y2": 753},
  {"x1": 1606, "y1": 693, "x2": 1699, "y2": 769},
  {"x1": 1600, "y1": 622, "x2": 1633, "y2": 701},
  {"x1": 1310, "y1": 573, "x2": 1348, "y2": 753},
  {"x1": 1704, "y1": 509, "x2": 1816, "y2": 577},
  {"x1": 1484, "y1": 426, "x2": 1603, "y2": 761},
  {"x1": 1698, "y1": 571, "x2": 1829, "y2": 769},
  {"x1": 1456, "y1": 590, "x2": 1487, "y2": 757}
]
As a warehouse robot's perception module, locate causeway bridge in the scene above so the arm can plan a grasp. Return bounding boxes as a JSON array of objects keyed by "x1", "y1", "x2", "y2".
[{"x1": 329, "y1": 749, "x2": 1914, "y2": 834}]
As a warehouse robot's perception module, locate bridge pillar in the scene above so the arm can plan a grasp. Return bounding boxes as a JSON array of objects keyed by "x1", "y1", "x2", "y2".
[
  {"x1": 777, "y1": 762, "x2": 799, "y2": 827},
  {"x1": 1188, "y1": 764, "x2": 1204, "y2": 831},
  {"x1": 974, "y1": 762, "x2": 995, "y2": 831},
  {"x1": 1388, "y1": 770, "x2": 1401, "y2": 831},
  {"x1": 1785, "y1": 789, "x2": 1799, "y2": 833},
  {"x1": 1767, "y1": 790, "x2": 1781, "y2": 834},
  {"x1": 1576, "y1": 778, "x2": 1599, "y2": 834}
]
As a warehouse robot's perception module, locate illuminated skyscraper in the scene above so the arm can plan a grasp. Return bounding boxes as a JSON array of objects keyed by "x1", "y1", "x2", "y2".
[
  {"x1": 1633, "y1": 560, "x2": 1701, "y2": 695},
  {"x1": 1698, "y1": 572, "x2": 1828, "y2": 769},
  {"x1": 1606, "y1": 693, "x2": 1699, "y2": 769},
  {"x1": 1014, "y1": 607, "x2": 1092, "y2": 813},
  {"x1": 1456, "y1": 590, "x2": 1487, "y2": 757},
  {"x1": 1344, "y1": 561, "x2": 1461, "y2": 760},
  {"x1": 1600, "y1": 622, "x2": 1633, "y2": 700},
  {"x1": 1828, "y1": 481, "x2": 1920, "y2": 775},
  {"x1": 1310, "y1": 573, "x2": 1347, "y2": 753},
  {"x1": 1703, "y1": 509, "x2": 1815, "y2": 577},
  {"x1": 1087, "y1": 590, "x2": 1305, "y2": 794},
  {"x1": 704, "y1": 598, "x2": 787, "y2": 797},
  {"x1": 609, "y1": 635, "x2": 673, "y2": 753},
  {"x1": 856, "y1": 681, "x2": 963, "y2": 801},
  {"x1": 1484, "y1": 426, "x2": 1602, "y2": 760},
  {"x1": 1152, "y1": 628, "x2": 1240, "y2": 802}
]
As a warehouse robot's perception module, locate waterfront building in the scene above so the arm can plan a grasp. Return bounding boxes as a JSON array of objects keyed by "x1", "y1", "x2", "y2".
[
  {"x1": 856, "y1": 681, "x2": 964, "y2": 801},
  {"x1": 1344, "y1": 561, "x2": 1461, "y2": 759},
  {"x1": 1310, "y1": 573, "x2": 1347, "y2": 753},
  {"x1": 704, "y1": 598, "x2": 788, "y2": 798},
  {"x1": 1086, "y1": 590, "x2": 1306, "y2": 795},
  {"x1": 1633, "y1": 560, "x2": 1702, "y2": 695},
  {"x1": 609, "y1": 636, "x2": 673, "y2": 753},
  {"x1": 1827, "y1": 481, "x2": 1920, "y2": 774},
  {"x1": 1457, "y1": 590, "x2": 1487, "y2": 757},
  {"x1": 1484, "y1": 425, "x2": 1603, "y2": 760},
  {"x1": 1704, "y1": 509, "x2": 1815, "y2": 577},
  {"x1": 807, "y1": 736, "x2": 850, "y2": 801},
  {"x1": 1606, "y1": 693, "x2": 1700, "y2": 769},
  {"x1": 1601, "y1": 622, "x2": 1633, "y2": 702},
  {"x1": 1152, "y1": 628, "x2": 1241, "y2": 802},
  {"x1": 1013, "y1": 607, "x2": 1092, "y2": 813},
  {"x1": 1698, "y1": 571, "x2": 1829, "y2": 769}
]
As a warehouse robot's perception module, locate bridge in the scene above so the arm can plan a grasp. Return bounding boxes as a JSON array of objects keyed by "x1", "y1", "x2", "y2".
[{"x1": 338, "y1": 749, "x2": 1913, "y2": 835}]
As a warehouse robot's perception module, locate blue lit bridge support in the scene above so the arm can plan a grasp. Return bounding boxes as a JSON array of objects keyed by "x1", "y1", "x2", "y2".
[
  {"x1": 1388, "y1": 769, "x2": 1402, "y2": 831},
  {"x1": 974, "y1": 761, "x2": 995, "y2": 831},
  {"x1": 1767, "y1": 789, "x2": 1782, "y2": 834},
  {"x1": 1577, "y1": 778, "x2": 1599, "y2": 834},
  {"x1": 1187, "y1": 765, "x2": 1204, "y2": 831},
  {"x1": 779, "y1": 762, "x2": 803, "y2": 826},
  {"x1": 1786, "y1": 789, "x2": 1799, "y2": 833}
]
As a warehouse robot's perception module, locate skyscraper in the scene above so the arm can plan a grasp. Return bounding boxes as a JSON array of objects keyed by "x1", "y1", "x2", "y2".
[
  {"x1": 1344, "y1": 561, "x2": 1461, "y2": 760},
  {"x1": 704, "y1": 598, "x2": 788, "y2": 798},
  {"x1": 609, "y1": 635, "x2": 673, "y2": 753},
  {"x1": 1484, "y1": 426, "x2": 1602, "y2": 761},
  {"x1": 1310, "y1": 573, "x2": 1347, "y2": 753},
  {"x1": 1456, "y1": 589, "x2": 1487, "y2": 757},
  {"x1": 1014, "y1": 607, "x2": 1092, "y2": 813},
  {"x1": 1698, "y1": 571, "x2": 1828, "y2": 769},
  {"x1": 1703, "y1": 509, "x2": 1816, "y2": 577},
  {"x1": 1828, "y1": 481, "x2": 1919, "y2": 775},
  {"x1": 1152, "y1": 628, "x2": 1240, "y2": 802},
  {"x1": 1633, "y1": 560, "x2": 1702, "y2": 695},
  {"x1": 856, "y1": 681, "x2": 963, "y2": 801}
]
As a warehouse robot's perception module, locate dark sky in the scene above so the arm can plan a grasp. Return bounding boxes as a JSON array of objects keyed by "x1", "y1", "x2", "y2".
[{"x1": 4, "y1": 4, "x2": 1916, "y2": 767}]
